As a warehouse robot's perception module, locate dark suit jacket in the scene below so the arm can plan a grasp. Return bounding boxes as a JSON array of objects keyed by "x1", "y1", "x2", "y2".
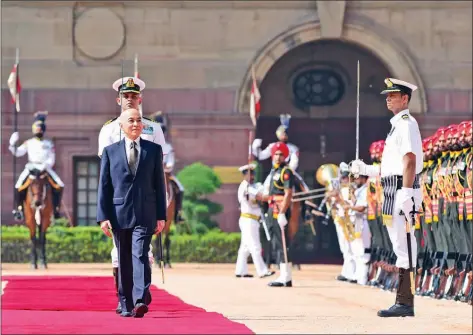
[{"x1": 97, "y1": 138, "x2": 167, "y2": 231}]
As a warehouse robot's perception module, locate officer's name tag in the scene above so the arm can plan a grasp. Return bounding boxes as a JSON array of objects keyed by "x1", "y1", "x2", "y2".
[{"x1": 142, "y1": 125, "x2": 154, "y2": 135}]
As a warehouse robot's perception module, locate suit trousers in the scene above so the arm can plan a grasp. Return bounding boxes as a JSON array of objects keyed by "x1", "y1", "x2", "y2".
[{"x1": 113, "y1": 226, "x2": 153, "y2": 312}]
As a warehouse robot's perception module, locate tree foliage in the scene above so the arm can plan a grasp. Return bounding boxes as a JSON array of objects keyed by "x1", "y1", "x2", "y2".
[{"x1": 176, "y1": 162, "x2": 223, "y2": 234}]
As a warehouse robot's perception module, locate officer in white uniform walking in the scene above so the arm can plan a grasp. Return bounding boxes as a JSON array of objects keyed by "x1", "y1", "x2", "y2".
[
  {"x1": 9, "y1": 111, "x2": 65, "y2": 221},
  {"x1": 350, "y1": 78, "x2": 423, "y2": 317},
  {"x1": 235, "y1": 164, "x2": 275, "y2": 279},
  {"x1": 97, "y1": 76, "x2": 165, "y2": 314}
]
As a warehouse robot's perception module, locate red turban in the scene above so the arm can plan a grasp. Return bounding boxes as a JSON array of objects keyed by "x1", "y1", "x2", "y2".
[{"x1": 271, "y1": 142, "x2": 290, "y2": 159}]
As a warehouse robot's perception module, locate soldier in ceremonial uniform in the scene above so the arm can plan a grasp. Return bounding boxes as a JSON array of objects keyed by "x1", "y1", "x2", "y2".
[
  {"x1": 328, "y1": 164, "x2": 357, "y2": 283},
  {"x1": 97, "y1": 76, "x2": 164, "y2": 314},
  {"x1": 252, "y1": 114, "x2": 308, "y2": 192},
  {"x1": 151, "y1": 111, "x2": 185, "y2": 223},
  {"x1": 351, "y1": 78, "x2": 423, "y2": 317},
  {"x1": 252, "y1": 142, "x2": 296, "y2": 287},
  {"x1": 9, "y1": 112, "x2": 65, "y2": 221},
  {"x1": 235, "y1": 163, "x2": 275, "y2": 279}
]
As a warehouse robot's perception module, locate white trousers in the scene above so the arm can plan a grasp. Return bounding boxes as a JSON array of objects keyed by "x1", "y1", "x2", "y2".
[
  {"x1": 111, "y1": 236, "x2": 154, "y2": 268},
  {"x1": 16, "y1": 166, "x2": 65, "y2": 188},
  {"x1": 351, "y1": 219, "x2": 372, "y2": 285},
  {"x1": 235, "y1": 217, "x2": 269, "y2": 277},
  {"x1": 334, "y1": 220, "x2": 356, "y2": 280},
  {"x1": 386, "y1": 189, "x2": 421, "y2": 269}
]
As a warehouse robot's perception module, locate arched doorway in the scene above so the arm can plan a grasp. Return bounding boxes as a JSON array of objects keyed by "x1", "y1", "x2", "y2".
[{"x1": 255, "y1": 40, "x2": 394, "y2": 263}]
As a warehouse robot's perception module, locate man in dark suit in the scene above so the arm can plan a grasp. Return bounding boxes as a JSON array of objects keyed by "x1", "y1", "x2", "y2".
[{"x1": 97, "y1": 108, "x2": 167, "y2": 318}]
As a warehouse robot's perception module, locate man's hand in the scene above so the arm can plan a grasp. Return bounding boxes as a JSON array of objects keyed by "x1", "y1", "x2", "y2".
[
  {"x1": 252, "y1": 138, "x2": 262, "y2": 152},
  {"x1": 155, "y1": 220, "x2": 165, "y2": 234},
  {"x1": 350, "y1": 159, "x2": 380, "y2": 177},
  {"x1": 100, "y1": 220, "x2": 112, "y2": 238},
  {"x1": 277, "y1": 213, "x2": 288, "y2": 228},
  {"x1": 9, "y1": 132, "x2": 19, "y2": 146},
  {"x1": 396, "y1": 187, "x2": 415, "y2": 221}
]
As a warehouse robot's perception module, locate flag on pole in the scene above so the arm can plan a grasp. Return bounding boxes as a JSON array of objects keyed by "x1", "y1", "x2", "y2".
[
  {"x1": 249, "y1": 66, "x2": 261, "y2": 127},
  {"x1": 7, "y1": 63, "x2": 21, "y2": 112}
]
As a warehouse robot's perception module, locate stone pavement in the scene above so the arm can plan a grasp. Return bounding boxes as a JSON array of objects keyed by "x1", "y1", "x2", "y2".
[{"x1": 2, "y1": 263, "x2": 472, "y2": 334}]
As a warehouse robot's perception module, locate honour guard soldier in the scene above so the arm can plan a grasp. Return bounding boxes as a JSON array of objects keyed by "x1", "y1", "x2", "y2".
[
  {"x1": 98, "y1": 77, "x2": 166, "y2": 156},
  {"x1": 351, "y1": 78, "x2": 423, "y2": 317},
  {"x1": 329, "y1": 163, "x2": 357, "y2": 282},
  {"x1": 97, "y1": 76, "x2": 162, "y2": 314},
  {"x1": 9, "y1": 112, "x2": 64, "y2": 221},
  {"x1": 252, "y1": 142, "x2": 296, "y2": 287},
  {"x1": 252, "y1": 114, "x2": 308, "y2": 191},
  {"x1": 151, "y1": 111, "x2": 185, "y2": 223},
  {"x1": 235, "y1": 163, "x2": 275, "y2": 278}
]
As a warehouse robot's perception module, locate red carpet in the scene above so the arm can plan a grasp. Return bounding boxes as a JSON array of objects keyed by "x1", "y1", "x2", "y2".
[{"x1": 1, "y1": 275, "x2": 254, "y2": 334}]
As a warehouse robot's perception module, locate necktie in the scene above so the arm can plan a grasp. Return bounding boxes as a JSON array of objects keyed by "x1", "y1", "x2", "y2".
[{"x1": 128, "y1": 141, "x2": 138, "y2": 175}]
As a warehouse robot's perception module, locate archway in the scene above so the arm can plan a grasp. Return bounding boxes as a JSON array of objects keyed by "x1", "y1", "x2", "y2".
[{"x1": 239, "y1": 17, "x2": 428, "y2": 263}]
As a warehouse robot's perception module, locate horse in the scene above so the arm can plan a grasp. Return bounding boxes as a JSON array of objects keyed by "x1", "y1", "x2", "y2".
[
  {"x1": 21, "y1": 169, "x2": 54, "y2": 269},
  {"x1": 155, "y1": 171, "x2": 177, "y2": 268}
]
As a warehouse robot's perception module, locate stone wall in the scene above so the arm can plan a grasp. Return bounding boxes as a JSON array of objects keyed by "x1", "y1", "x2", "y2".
[{"x1": 1, "y1": 1, "x2": 471, "y2": 230}]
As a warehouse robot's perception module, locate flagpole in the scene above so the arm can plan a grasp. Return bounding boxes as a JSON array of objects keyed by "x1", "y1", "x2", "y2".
[
  {"x1": 13, "y1": 48, "x2": 20, "y2": 199},
  {"x1": 134, "y1": 53, "x2": 142, "y2": 116}
]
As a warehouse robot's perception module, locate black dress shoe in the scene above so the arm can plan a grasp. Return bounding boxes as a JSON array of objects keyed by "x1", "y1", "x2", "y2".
[
  {"x1": 133, "y1": 303, "x2": 149, "y2": 318},
  {"x1": 268, "y1": 280, "x2": 292, "y2": 287},
  {"x1": 260, "y1": 271, "x2": 276, "y2": 278},
  {"x1": 349, "y1": 279, "x2": 358, "y2": 284},
  {"x1": 115, "y1": 302, "x2": 122, "y2": 314},
  {"x1": 377, "y1": 304, "x2": 414, "y2": 317},
  {"x1": 336, "y1": 275, "x2": 348, "y2": 282},
  {"x1": 236, "y1": 274, "x2": 254, "y2": 278}
]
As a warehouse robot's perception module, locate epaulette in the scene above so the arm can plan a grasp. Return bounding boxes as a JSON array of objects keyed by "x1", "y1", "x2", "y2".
[
  {"x1": 401, "y1": 114, "x2": 409, "y2": 120},
  {"x1": 143, "y1": 116, "x2": 156, "y2": 123},
  {"x1": 103, "y1": 117, "x2": 118, "y2": 126}
]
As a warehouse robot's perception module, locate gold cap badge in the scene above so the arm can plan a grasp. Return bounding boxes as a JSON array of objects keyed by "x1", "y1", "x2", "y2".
[
  {"x1": 125, "y1": 78, "x2": 135, "y2": 87},
  {"x1": 385, "y1": 78, "x2": 393, "y2": 88}
]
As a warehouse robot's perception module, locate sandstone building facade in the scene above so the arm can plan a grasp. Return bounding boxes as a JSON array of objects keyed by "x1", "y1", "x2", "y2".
[{"x1": 1, "y1": 1, "x2": 471, "y2": 237}]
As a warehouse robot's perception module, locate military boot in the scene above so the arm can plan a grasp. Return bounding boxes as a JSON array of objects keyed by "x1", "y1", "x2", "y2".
[{"x1": 378, "y1": 268, "x2": 415, "y2": 317}]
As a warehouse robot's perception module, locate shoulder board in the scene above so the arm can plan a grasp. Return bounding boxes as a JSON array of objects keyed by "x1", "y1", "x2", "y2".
[
  {"x1": 401, "y1": 114, "x2": 409, "y2": 120},
  {"x1": 103, "y1": 117, "x2": 118, "y2": 126},
  {"x1": 143, "y1": 116, "x2": 156, "y2": 123}
]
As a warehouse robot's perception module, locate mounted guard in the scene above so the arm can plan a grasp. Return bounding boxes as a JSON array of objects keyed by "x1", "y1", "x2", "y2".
[
  {"x1": 151, "y1": 111, "x2": 185, "y2": 223},
  {"x1": 9, "y1": 111, "x2": 64, "y2": 221}
]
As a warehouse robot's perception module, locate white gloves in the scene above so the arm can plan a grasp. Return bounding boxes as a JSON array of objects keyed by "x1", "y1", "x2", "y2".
[
  {"x1": 9, "y1": 132, "x2": 19, "y2": 146},
  {"x1": 277, "y1": 213, "x2": 288, "y2": 228},
  {"x1": 396, "y1": 187, "x2": 416, "y2": 221},
  {"x1": 252, "y1": 138, "x2": 262, "y2": 152},
  {"x1": 349, "y1": 159, "x2": 380, "y2": 177}
]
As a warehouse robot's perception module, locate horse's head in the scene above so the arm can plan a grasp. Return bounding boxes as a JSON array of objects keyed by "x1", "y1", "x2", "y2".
[{"x1": 28, "y1": 171, "x2": 48, "y2": 208}]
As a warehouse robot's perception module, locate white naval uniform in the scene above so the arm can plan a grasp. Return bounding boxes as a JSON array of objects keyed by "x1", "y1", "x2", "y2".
[
  {"x1": 161, "y1": 142, "x2": 185, "y2": 192},
  {"x1": 98, "y1": 117, "x2": 167, "y2": 157},
  {"x1": 98, "y1": 118, "x2": 166, "y2": 268},
  {"x1": 349, "y1": 183, "x2": 372, "y2": 285},
  {"x1": 10, "y1": 137, "x2": 64, "y2": 188},
  {"x1": 235, "y1": 180, "x2": 270, "y2": 277},
  {"x1": 380, "y1": 109, "x2": 423, "y2": 270},
  {"x1": 332, "y1": 188, "x2": 356, "y2": 281}
]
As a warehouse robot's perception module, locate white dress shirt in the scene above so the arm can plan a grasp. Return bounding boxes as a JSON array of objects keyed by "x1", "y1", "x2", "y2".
[
  {"x1": 238, "y1": 180, "x2": 264, "y2": 217},
  {"x1": 124, "y1": 137, "x2": 141, "y2": 170},
  {"x1": 380, "y1": 109, "x2": 423, "y2": 177}
]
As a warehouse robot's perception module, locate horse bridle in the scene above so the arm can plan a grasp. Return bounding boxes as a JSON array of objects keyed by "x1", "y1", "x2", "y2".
[{"x1": 28, "y1": 174, "x2": 47, "y2": 209}]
